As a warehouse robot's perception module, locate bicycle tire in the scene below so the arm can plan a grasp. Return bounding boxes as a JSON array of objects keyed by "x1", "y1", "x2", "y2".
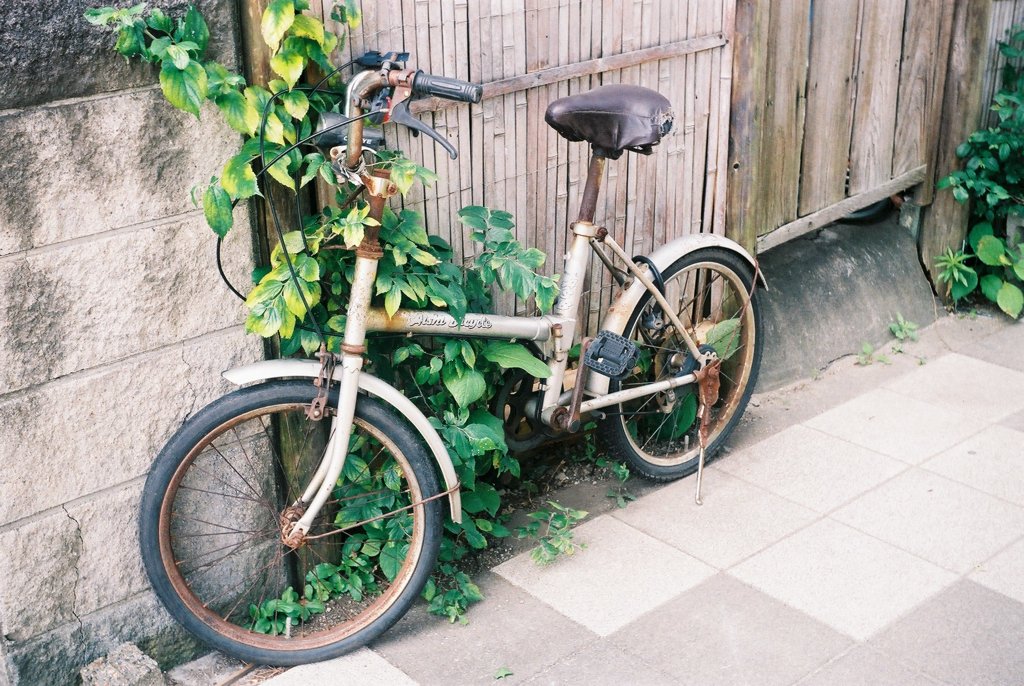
[
  {"x1": 598, "y1": 248, "x2": 763, "y2": 481},
  {"x1": 139, "y1": 380, "x2": 443, "y2": 666}
]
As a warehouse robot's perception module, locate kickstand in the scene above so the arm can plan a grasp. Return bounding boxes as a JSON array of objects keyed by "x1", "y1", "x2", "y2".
[{"x1": 693, "y1": 359, "x2": 721, "y2": 506}]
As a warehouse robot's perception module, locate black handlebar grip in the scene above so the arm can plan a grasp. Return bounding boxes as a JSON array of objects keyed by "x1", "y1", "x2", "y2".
[{"x1": 411, "y1": 72, "x2": 483, "y2": 104}]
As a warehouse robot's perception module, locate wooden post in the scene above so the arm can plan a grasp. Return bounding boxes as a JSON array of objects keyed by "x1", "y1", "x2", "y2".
[
  {"x1": 725, "y1": 0, "x2": 769, "y2": 253},
  {"x1": 919, "y1": 0, "x2": 994, "y2": 288}
]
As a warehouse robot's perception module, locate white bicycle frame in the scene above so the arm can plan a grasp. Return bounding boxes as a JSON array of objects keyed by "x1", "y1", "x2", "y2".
[{"x1": 222, "y1": 70, "x2": 764, "y2": 540}]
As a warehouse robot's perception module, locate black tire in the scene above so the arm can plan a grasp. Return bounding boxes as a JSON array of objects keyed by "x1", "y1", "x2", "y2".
[
  {"x1": 139, "y1": 380, "x2": 443, "y2": 666},
  {"x1": 598, "y1": 248, "x2": 763, "y2": 481}
]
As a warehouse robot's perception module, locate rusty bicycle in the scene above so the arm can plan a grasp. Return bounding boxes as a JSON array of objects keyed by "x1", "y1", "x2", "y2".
[{"x1": 139, "y1": 52, "x2": 763, "y2": 666}]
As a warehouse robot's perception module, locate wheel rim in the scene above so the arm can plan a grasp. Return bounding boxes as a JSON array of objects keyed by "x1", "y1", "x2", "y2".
[
  {"x1": 156, "y1": 400, "x2": 428, "y2": 651},
  {"x1": 616, "y1": 259, "x2": 757, "y2": 467}
]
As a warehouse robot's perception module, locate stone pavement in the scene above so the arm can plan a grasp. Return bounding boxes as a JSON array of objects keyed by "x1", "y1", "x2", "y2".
[{"x1": 229, "y1": 315, "x2": 1024, "y2": 685}]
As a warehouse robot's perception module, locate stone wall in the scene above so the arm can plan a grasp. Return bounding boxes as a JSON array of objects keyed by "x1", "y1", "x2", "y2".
[{"x1": 0, "y1": 2, "x2": 263, "y2": 683}]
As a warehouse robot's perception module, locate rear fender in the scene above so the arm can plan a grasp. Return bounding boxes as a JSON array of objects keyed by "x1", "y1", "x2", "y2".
[
  {"x1": 222, "y1": 360, "x2": 461, "y2": 522},
  {"x1": 588, "y1": 234, "x2": 765, "y2": 396}
]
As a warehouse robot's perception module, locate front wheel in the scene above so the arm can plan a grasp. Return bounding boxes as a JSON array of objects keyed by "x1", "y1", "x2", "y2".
[
  {"x1": 598, "y1": 248, "x2": 763, "y2": 481},
  {"x1": 139, "y1": 380, "x2": 443, "y2": 666}
]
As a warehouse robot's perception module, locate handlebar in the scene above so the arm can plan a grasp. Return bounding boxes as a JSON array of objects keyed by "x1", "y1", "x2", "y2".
[{"x1": 411, "y1": 72, "x2": 483, "y2": 104}]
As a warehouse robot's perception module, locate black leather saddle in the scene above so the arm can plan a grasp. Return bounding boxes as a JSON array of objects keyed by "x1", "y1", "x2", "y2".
[{"x1": 545, "y1": 85, "x2": 674, "y2": 159}]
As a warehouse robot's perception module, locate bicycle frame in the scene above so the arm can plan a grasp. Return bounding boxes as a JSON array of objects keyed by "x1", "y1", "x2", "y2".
[{"x1": 230, "y1": 68, "x2": 762, "y2": 542}]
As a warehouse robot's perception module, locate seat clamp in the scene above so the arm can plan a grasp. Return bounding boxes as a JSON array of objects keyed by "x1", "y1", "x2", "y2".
[{"x1": 571, "y1": 221, "x2": 600, "y2": 238}]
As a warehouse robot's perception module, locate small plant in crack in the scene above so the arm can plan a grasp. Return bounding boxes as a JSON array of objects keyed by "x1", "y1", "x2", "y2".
[{"x1": 516, "y1": 501, "x2": 588, "y2": 565}]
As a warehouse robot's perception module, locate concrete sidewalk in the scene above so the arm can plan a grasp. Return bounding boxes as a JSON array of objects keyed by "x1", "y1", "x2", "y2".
[{"x1": 235, "y1": 314, "x2": 1024, "y2": 685}]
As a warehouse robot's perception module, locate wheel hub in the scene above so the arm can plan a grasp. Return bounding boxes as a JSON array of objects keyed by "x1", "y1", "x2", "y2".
[{"x1": 279, "y1": 504, "x2": 308, "y2": 549}]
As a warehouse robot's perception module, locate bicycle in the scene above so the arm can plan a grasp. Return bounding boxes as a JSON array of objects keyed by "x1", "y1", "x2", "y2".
[{"x1": 139, "y1": 52, "x2": 764, "y2": 666}]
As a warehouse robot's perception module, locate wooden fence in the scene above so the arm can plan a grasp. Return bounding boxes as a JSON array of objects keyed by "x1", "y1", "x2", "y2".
[
  {"x1": 316, "y1": 0, "x2": 736, "y2": 331},
  {"x1": 728, "y1": 0, "x2": 957, "y2": 253}
]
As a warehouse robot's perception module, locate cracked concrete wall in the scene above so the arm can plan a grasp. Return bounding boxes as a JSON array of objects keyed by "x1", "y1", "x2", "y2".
[{"x1": 0, "y1": 2, "x2": 263, "y2": 683}]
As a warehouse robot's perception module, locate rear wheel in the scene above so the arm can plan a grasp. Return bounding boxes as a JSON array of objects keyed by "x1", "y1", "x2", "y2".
[
  {"x1": 598, "y1": 248, "x2": 762, "y2": 481},
  {"x1": 139, "y1": 380, "x2": 443, "y2": 666}
]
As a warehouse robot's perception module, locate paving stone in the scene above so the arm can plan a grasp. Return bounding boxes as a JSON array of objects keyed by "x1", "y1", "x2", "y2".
[
  {"x1": 166, "y1": 652, "x2": 245, "y2": 686},
  {"x1": 883, "y1": 353, "x2": 1024, "y2": 423},
  {"x1": 80, "y1": 643, "x2": 165, "y2": 686},
  {"x1": 831, "y1": 469, "x2": 1024, "y2": 573},
  {"x1": 794, "y1": 645, "x2": 942, "y2": 686},
  {"x1": 922, "y1": 425, "x2": 1024, "y2": 506},
  {"x1": 0, "y1": 212, "x2": 253, "y2": 393},
  {"x1": 971, "y1": 537, "x2": 1024, "y2": 605},
  {"x1": 262, "y1": 649, "x2": 415, "y2": 685},
  {"x1": 959, "y1": 321, "x2": 1024, "y2": 373},
  {"x1": 522, "y1": 642, "x2": 676, "y2": 686},
  {"x1": 494, "y1": 516, "x2": 715, "y2": 636},
  {"x1": 870, "y1": 580, "x2": 1024, "y2": 686},
  {"x1": 613, "y1": 469, "x2": 817, "y2": 569},
  {"x1": 1000, "y1": 407, "x2": 1024, "y2": 432},
  {"x1": 715, "y1": 424, "x2": 906, "y2": 513},
  {"x1": 375, "y1": 573, "x2": 593, "y2": 684},
  {"x1": 612, "y1": 574, "x2": 851, "y2": 686},
  {"x1": 804, "y1": 388, "x2": 982, "y2": 464},
  {"x1": 729, "y1": 519, "x2": 955, "y2": 640},
  {"x1": 0, "y1": 329, "x2": 262, "y2": 525}
]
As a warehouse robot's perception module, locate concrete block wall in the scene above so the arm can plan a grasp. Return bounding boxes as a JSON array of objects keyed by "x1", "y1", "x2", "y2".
[{"x1": 0, "y1": 2, "x2": 263, "y2": 683}]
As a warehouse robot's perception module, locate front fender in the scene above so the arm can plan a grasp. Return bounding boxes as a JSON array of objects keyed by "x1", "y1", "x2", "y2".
[
  {"x1": 223, "y1": 360, "x2": 461, "y2": 522},
  {"x1": 588, "y1": 234, "x2": 766, "y2": 396}
]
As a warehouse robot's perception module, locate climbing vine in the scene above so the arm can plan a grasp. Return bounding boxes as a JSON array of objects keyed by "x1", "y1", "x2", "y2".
[{"x1": 87, "y1": 1, "x2": 561, "y2": 621}]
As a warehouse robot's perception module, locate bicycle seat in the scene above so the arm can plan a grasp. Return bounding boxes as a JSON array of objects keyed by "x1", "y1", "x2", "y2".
[{"x1": 544, "y1": 85, "x2": 674, "y2": 159}]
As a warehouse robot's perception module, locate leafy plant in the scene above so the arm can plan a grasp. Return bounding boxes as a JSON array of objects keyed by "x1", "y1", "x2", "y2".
[
  {"x1": 88, "y1": 1, "x2": 561, "y2": 622},
  {"x1": 595, "y1": 456, "x2": 635, "y2": 508},
  {"x1": 856, "y1": 342, "x2": 890, "y2": 367},
  {"x1": 937, "y1": 25, "x2": 1024, "y2": 318},
  {"x1": 888, "y1": 313, "x2": 919, "y2": 342},
  {"x1": 516, "y1": 501, "x2": 588, "y2": 565}
]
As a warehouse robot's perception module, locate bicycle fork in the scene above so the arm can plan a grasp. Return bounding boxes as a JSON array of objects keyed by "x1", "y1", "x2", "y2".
[{"x1": 282, "y1": 190, "x2": 389, "y2": 547}]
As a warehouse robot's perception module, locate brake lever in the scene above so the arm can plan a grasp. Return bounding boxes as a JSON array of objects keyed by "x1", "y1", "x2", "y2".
[{"x1": 389, "y1": 98, "x2": 458, "y2": 160}]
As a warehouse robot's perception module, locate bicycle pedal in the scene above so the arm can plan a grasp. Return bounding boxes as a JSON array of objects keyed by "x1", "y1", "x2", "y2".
[{"x1": 583, "y1": 330, "x2": 639, "y2": 380}]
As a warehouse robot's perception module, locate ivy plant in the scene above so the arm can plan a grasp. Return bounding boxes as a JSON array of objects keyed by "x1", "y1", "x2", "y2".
[
  {"x1": 88, "y1": 1, "x2": 562, "y2": 622},
  {"x1": 936, "y1": 25, "x2": 1024, "y2": 318}
]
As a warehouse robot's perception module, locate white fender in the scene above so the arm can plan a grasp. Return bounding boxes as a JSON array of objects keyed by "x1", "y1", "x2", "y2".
[
  {"x1": 222, "y1": 360, "x2": 461, "y2": 522},
  {"x1": 588, "y1": 234, "x2": 766, "y2": 396}
]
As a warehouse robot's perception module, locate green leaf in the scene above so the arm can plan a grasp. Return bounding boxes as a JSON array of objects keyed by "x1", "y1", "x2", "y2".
[
  {"x1": 262, "y1": 0, "x2": 295, "y2": 52},
  {"x1": 290, "y1": 14, "x2": 325, "y2": 46},
  {"x1": 976, "y1": 235, "x2": 1007, "y2": 266},
  {"x1": 997, "y1": 281, "x2": 1024, "y2": 318},
  {"x1": 270, "y1": 49, "x2": 305, "y2": 89},
  {"x1": 481, "y1": 341, "x2": 551, "y2": 378},
  {"x1": 1014, "y1": 257, "x2": 1024, "y2": 282},
  {"x1": 494, "y1": 667, "x2": 514, "y2": 680},
  {"x1": 147, "y1": 8, "x2": 174, "y2": 33},
  {"x1": 113, "y1": 24, "x2": 146, "y2": 58},
  {"x1": 266, "y1": 155, "x2": 297, "y2": 191},
  {"x1": 442, "y1": 366, "x2": 487, "y2": 407},
  {"x1": 703, "y1": 318, "x2": 741, "y2": 360},
  {"x1": 380, "y1": 541, "x2": 406, "y2": 581},
  {"x1": 968, "y1": 222, "x2": 994, "y2": 251},
  {"x1": 159, "y1": 60, "x2": 208, "y2": 117},
  {"x1": 279, "y1": 89, "x2": 309, "y2": 120},
  {"x1": 980, "y1": 274, "x2": 1003, "y2": 302},
  {"x1": 215, "y1": 90, "x2": 260, "y2": 135},
  {"x1": 178, "y1": 5, "x2": 210, "y2": 54},
  {"x1": 461, "y1": 482, "x2": 501, "y2": 516},
  {"x1": 202, "y1": 183, "x2": 233, "y2": 237},
  {"x1": 221, "y1": 154, "x2": 260, "y2": 200},
  {"x1": 950, "y1": 267, "x2": 978, "y2": 302},
  {"x1": 165, "y1": 43, "x2": 191, "y2": 70}
]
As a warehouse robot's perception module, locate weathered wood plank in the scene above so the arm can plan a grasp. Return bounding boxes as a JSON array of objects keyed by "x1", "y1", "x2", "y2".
[
  {"x1": 726, "y1": 0, "x2": 770, "y2": 251},
  {"x1": 756, "y1": 0, "x2": 811, "y2": 236},
  {"x1": 848, "y1": 0, "x2": 907, "y2": 194},
  {"x1": 758, "y1": 165, "x2": 928, "y2": 253},
  {"x1": 920, "y1": 0, "x2": 995, "y2": 288},
  {"x1": 797, "y1": 0, "x2": 860, "y2": 216}
]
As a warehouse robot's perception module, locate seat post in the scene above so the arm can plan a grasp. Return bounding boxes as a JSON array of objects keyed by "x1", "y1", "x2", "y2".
[{"x1": 576, "y1": 152, "x2": 606, "y2": 223}]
